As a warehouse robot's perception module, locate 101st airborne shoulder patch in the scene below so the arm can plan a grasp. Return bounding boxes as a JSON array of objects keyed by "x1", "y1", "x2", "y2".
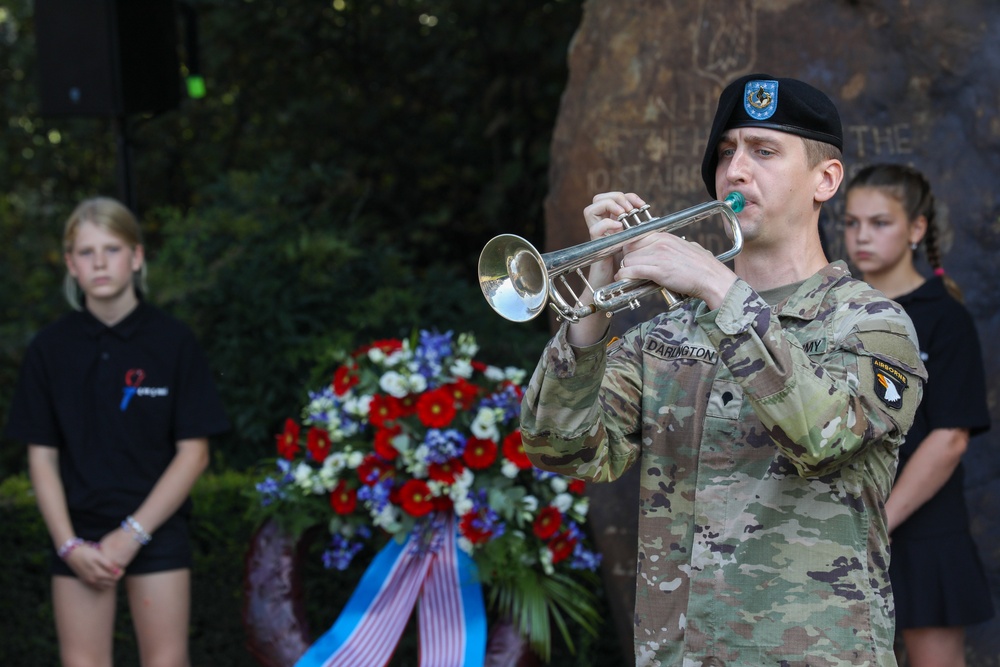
[{"x1": 872, "y1": 357, "x2": 908, "y2": 409}]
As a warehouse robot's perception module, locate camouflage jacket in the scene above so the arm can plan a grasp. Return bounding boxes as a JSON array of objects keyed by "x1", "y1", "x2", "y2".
[{"x1": 521, "y1": 262, "x2": 926, "y2": 667}]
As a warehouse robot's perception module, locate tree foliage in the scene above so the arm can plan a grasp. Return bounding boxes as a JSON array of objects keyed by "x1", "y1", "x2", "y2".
[{"x1": 0, "y1": 0, "x2": 582, "y2": 474}]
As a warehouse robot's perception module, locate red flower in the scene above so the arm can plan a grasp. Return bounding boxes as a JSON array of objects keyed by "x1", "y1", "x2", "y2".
[
  {"x1": 416, "y1": 387, "x2": 457, "y2": 428},
  {"x1": 306, "y1": 426, "x2": 332, "y2": 463},
  {"x1": 433, "y1": 495, "x2": 454, "y2": 513},
  {"x1": 398, "y1": 479, "x2": 434, "y2": 517},
  {"x1": 354, "y1": 338, "x2": 404, "y2": 357},
  {"x1": 357, "y1": 454, "x2": 393, "y2": 486},
  {"x1": 445, "y1": 378, "x2": 480, "y2": 409},
  {"x1": 330, "y1": 481, "x2": 357, "y2": 515},
  {"x1": 463, "y1": 437, "x2": 498, "y2": 470},
  {"x1": 470, "y1": 360, "x2": 488, "y2": 373},
  {"x1": 459, "y1": 510, "x2": 494, "y2": 545},
  {"x1": 502, "y1": 430, "x2": 531, "y2": 469},
  {"x1": 276, "y1": 418, "x2": 300, "y2": 460},
  {"x1": 397, "y1": 393, "x2": 419, "y2": 417},
  {"x1": 548, "y1": 530, "x2": 578, "y2": 565},
  {"x1": 428, "y1": 458, "x2": 465, "y2": 484},
  {"x1": 568, "y1": 479, "x2": 586, "y2": 495},
  {"x1": 533, "y1": 506, "x2": 563, "y2": 540},
  {"x1": 369, "y1": 394, "x2": 402, "y2": 428},
  {"x1": 332, "y1": 363, "x2": 360, "y2": 396},
  {"x1": 373, "y1": 424, "x2": 401, "y2": 461}
]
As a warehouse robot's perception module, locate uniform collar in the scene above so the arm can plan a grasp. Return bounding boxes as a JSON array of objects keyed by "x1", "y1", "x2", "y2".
[
  {"x1": 80, "y1": 300, "x2": 148, "y2": 340},
  {"x1": 769, "y1": 260, "x2": 852, "y2": 320}
]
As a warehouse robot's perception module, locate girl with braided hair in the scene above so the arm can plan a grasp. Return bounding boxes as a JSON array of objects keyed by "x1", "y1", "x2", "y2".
[{"x1": 844, "y1": 164, "x2": 993, "y2": 667}]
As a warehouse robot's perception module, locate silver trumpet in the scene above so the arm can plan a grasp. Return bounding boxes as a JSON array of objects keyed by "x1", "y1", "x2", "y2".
[{"x1": 478, "y1": 192, "x2": 744, "y2": 323}]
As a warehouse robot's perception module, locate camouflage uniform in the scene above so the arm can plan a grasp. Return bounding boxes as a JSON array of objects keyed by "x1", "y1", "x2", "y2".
[{"x1": 521, "y1": 262, "x2": 926, "y2": 667}]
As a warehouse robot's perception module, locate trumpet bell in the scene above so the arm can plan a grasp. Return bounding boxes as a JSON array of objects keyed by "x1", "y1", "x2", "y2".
[{"x1": 478, "y1": 234, "x2": 549, "y2": 322}]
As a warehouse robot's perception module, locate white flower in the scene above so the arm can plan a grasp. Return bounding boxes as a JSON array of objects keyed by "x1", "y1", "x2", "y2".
[
  {"x1": 501, "y1": 460, "x2": 520, "y2": 479},
  {"x1": 385, "y1": 346, "x2": 408, "y2": 367},
  {"x1": 450, "y1": 358, "x2": 474, "y2": 379},
  {"x1": 504, "y1": 366, "x2": 527, "y2": 384},
  {"x1": 407, "y1": 373, "x2": 428, "y2": 394},
  {"x1": 457, "y1": 536, "x2": 475, "y2": 555},
  {"x1": 521, "y1": 495, "x2": 539, "y2": 513},
  {"x1": 456, "y1": 332, "x2": 479, "y2": 358},
  {"x1": 552, "y1": 492, "x2": 574, "y2": 514},
  {"x1": 471, "y1": 406, "x2": 501, "y2": 441},
  {"x1": 549, "y1": 476, "x2": 568, "y2": 494},
  {"x1": 367, "y1": 347, "x2": 387, "y2": 364},
  {"x1": 322, "y1": 453, "x2": 344, "y2": 472},
  {"x1": 372, "y1": 504, "x2": 402, "y2": 533},
  {"x1": 293, "y1": 462, "x2": 314, "y2": 490},
  {"x1": 453, "y1": 494, "x2": 474, "y2": 517},
  {"x1": 484, "y1": 365, "x2": 505, "y2": 381},
  {"x1": 408, "y1": 445, "x2": 430, "y2": 478},
  {"x1": 573, "y1": 497, "x2": 590, "y2": 518},
  {"x1": 343, "y1": 395, "x2": 371, "y2": 419},
  {"x1": 316, "y1": 465, "x2": 338, "y2": 492},
  {"x1": 540, "y1": 546, "x2": 555, "y2": 576},
  {"x1": 379, "y1": 371, "x2": 409, "y2": 398},
  {"x1": 346, "y1": 451, "x2": 365, "y2": 468}
]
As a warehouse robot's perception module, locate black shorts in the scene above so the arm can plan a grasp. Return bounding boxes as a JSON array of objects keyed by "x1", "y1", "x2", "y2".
[{"x1": 50, "y1": 511, "x2": 193, "y2": 577}]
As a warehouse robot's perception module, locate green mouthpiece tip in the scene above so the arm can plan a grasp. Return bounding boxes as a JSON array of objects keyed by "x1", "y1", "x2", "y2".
[{"x1": 725, "y1": 191, "x2": 745, "y2": 213}]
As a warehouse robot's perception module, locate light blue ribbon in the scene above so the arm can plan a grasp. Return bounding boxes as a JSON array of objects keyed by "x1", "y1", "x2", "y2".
[{"x1": 295, "y1": 524, "x2": 486, "y2": 667}]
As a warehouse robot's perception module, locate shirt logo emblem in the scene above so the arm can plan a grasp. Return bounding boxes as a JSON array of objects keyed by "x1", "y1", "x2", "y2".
[
  {"x1": 872, "y1": 358, "x2": 908, "y2": 410},
  {"x1": 121, "y1": 369, "x2": 145, "y2": 411},
  {"x1": 120, "y1": 369, "x2": 170, "y2": 411},
  {"x1": 744, "y1": 80, "x2": 778, "y2": 120}
]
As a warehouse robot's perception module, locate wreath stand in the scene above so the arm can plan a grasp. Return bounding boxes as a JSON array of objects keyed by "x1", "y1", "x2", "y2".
[{"x1": 242, "y1": 518, "x2": 543, "y2": 667}]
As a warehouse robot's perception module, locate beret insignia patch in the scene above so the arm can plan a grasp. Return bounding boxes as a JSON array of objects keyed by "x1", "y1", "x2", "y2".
[{"x1": 744, "y1": 79, "x2": 778, "y2": 120}]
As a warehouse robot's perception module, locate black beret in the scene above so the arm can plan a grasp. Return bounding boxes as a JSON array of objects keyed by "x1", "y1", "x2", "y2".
[{"x1": 700, "y1": 73, "x2": 843, "y2": 198}]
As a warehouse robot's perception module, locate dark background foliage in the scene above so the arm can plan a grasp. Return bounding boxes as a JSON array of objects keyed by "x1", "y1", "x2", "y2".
[
  {"x1": 0, "y1": 0, "x2": 583, "y2": 474},
  {"x1": 0, "y1": 0, "x2": 629, "y2": 662}
]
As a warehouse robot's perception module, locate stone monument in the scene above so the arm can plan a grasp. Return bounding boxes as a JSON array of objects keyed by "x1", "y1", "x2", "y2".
[{"x1": 545, "y1": 1, "x2": 1000, "y2": 664}]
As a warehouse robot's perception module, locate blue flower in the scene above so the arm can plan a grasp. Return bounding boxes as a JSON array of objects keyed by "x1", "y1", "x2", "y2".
[
  {"x1": 254, "y1": 476, "x2": 287, "y2": 507},
  {"x1": 422, "y1": 428, "x2": 465, "y2": 464},
  {"x1": 322, "y1": 533, "x2": 366, "y2": 571},
  {"x1": 414, "y1": 329, "x2": 454, "y2": 386},
  {"x1": 478, "y1": 384, "x2": 521, "y2": 422}
]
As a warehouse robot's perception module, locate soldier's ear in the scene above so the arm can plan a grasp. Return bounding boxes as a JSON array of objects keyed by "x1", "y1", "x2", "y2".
[{"x1": 815, "y1": 159, "x2": 843, "y2": 204}]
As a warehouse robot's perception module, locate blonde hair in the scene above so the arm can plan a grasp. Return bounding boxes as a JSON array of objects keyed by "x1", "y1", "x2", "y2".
[
  {"x1": 802, "y1": 137, "x2": 842, "y2": 168},
  {"x1": 63, "y1": 197, "x2": 148, "y2": 310}
]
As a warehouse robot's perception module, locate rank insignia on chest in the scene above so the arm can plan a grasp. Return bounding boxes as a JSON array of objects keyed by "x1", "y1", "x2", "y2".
[{"x1": 872, "y1": 357, "x2": 908, "y2": 410}]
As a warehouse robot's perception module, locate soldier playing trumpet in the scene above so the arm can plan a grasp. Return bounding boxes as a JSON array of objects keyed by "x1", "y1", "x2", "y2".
[{"x1": 520, "y1": 74, "x2": 926, "y2": 666}]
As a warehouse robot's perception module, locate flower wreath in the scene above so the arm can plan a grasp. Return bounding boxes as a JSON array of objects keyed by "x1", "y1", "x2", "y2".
[{"x1": 253, "y1": 330, "x2": 601, "y2": 663}]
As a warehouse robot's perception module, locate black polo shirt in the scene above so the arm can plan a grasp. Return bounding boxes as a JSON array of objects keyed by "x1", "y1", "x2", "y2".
[
  {"x1": 892, "y1": 276, "x2": 990, "y2": 539},
  {"x1": 5, "y1": 301, "x2": 230, "y2": 522}
]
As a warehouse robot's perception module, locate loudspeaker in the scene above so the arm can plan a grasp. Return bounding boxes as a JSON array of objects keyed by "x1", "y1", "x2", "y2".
[{"x1": 35, "y1": 0, "x2": 181, "y2": 117}]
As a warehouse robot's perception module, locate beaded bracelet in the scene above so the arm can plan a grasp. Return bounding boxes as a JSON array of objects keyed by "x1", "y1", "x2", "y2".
[
  {"x1": 121, "y1": 515, "x2": 152, "y2": 546},
  {"x1": 57, "y1": 537, "x2": 100, "y2": 560}
]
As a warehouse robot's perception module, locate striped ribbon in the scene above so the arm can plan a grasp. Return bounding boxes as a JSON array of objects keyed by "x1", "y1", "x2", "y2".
[{"x1": 295, "y1": 513, "x2": 486, "y2": 667}]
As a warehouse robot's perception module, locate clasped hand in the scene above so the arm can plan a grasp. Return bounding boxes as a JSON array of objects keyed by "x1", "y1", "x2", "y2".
[{"x1": 64, "y1": 527, "x2": 142, "y2": 589}]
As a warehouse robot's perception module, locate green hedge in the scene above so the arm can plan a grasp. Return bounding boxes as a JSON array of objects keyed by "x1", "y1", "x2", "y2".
[
  {"x1": 0, "y1": 470, "x2": 260, "y2": 666},
  {"x1": 0, "y1": 470, "x2": 624, "y2": 666}
]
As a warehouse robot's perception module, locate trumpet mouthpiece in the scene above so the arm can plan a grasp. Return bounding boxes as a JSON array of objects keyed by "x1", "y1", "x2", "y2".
[{"x1": 725, "y1": 191, "x2": 745, "y2": 213}]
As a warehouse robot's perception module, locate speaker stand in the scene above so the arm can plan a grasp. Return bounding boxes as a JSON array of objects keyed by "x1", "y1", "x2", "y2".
[{"x1": 113, "y1": 115, "x2": 137, "y2": 213}]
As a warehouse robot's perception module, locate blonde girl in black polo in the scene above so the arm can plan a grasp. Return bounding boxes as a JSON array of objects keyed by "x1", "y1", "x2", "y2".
[{"x1": 5, "y1": 197, "x2": 229, "y2": 667}]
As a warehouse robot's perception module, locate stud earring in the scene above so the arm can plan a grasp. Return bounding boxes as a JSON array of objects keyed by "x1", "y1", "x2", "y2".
[{"x1": 910, "y1": 242, "x2": 919, "y2": 250}]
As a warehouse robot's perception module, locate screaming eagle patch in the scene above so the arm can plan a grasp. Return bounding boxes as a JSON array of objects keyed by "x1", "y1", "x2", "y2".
[{"x1": 872, "y1": 358, "x2": 908, "y2": 410}]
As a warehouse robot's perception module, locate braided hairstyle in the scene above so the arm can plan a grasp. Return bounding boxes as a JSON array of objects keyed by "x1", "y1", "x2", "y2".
[{"x1": 846, "y1": 163, "x2": 963, "y2": 302}]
